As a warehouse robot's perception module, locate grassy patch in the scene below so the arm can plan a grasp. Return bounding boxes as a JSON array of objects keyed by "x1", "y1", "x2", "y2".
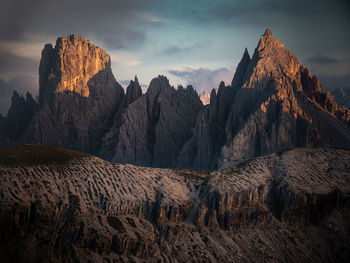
[{"x1": 0, "y1": 144, "x2": 90, "y2": 166}]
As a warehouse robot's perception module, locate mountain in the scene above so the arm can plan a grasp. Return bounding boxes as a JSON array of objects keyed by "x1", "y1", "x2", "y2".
[
  {"x1": 20, "y1": 35, "x2": 125, "y2": 154},
  {"x1": 112, "y1": 78, "x2": 202, "y2": 167},
  {"x1": 1, "y1": 145, "x2": 349, "y2": 262},
  {"x1": 1, "y1": 30, "x2": 350, "y2": 169},
  {"x1": 179, "y1": 29, "x2": 350, "y2": 169},
  {"x1": 333, "y1": 86, "x2": 350, "y2": 108}
]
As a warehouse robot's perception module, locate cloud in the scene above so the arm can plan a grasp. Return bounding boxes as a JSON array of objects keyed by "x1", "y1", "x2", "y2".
[
  {"x1": 0, "y1": 0, "x2": 166, "y2": 81},
  {"x1": 168, "y1": 67, "x2": 234, "y2": 94},
  {"x1": 136, "y1": 12, "x2": 170, "y2": 23},
  {"x1": 0, "y1": 51, "x2": 39, "y2": 78},
  {"x1": 0, "y1": 0, "x2": 160, "y2": 47},
  {"x1": 101, "y1": 31, "x2": 146, "y2": 50},
  {"x1": 110, "y1": 51, "x2": 142, "y2": 67},
  {"x1": 159, "y1": 44, "x2": 201, "y2": 56},
  {"x1": 317, "y1": 74, "x2": 350, "y2": 91},
  {"x1": 306, "y1": 53, "x2": 341, "y2": 65},
  {"x1": 0, "y1": 75, "x2": 38, "y2": 115}
]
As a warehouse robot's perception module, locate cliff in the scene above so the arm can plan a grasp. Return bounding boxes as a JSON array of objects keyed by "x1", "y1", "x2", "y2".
[{"x1": 21, "y1": 35, "x2": 125, "y2": 154}]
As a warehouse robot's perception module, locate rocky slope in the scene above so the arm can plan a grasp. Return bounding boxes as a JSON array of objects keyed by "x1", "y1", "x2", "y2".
[{"x1": 0, "y1": 145, "x2": 349, "y2": 262}]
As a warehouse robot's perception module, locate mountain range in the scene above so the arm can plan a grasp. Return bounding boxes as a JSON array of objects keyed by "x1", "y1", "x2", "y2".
[
  {"x1": 1, "y1": 29, "x2": 350, "y2": 170},
  {"x1": 1, "y1": 29, "x2": 350, "y2": 262}
]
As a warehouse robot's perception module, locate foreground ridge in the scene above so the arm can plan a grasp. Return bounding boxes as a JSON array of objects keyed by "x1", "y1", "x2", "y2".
[{"x1": 1, "y1": 145, "x2": 350, "y2": 262}]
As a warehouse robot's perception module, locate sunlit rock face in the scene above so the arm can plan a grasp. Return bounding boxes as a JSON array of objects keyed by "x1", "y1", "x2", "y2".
[
  {"x1": 22, "y1": 35, "x2": 125, "y2": 154},
  {"x1": 39, "y1": 35, "x2": 111, "y2": 100},
  {"x1": 199, "y1": 91, "x2": 210, "y2": 105}
]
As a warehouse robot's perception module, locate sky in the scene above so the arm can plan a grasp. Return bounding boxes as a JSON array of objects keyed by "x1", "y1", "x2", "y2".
[{"x1": 0, "y1": 0, "x2": 350, "y2": 115}]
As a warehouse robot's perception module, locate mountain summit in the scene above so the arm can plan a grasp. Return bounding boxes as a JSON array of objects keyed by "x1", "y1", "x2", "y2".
[
  {"x1": 22, "y1": 34, "x2": 125, "y2": 154},
  {"x1": 178, "y1": 29, "x2": 350, "y2": 169},
  {"x1": 1, "y1": 30, "x2": 350, "y2": 169}
]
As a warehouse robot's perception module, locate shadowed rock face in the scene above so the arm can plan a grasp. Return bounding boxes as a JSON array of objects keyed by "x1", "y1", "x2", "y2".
[
  {"x1": 113, "y1": 76, "x2": 202, "y2": 167},
  {"x1": 98, "y1": 76, "x2": 143, "y2": 159},
  {"x1": 21, "y1": 35, "x2": 125, "y2": 155},
  {"x1": 0, "y1": 145, "x2": 349, "y2": 262},
  {"x1": 0, "y1": 92, "x2": 37, "y2": 143}
]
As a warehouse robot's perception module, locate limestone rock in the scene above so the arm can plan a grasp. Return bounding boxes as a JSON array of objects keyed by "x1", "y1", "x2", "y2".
[
  {"x1": 124, "y1": 76, "x2": 142, "y2": 107},
  {"x1": 98, "y1": 76, "x2": 142, "y2": 159},
  {"x1": 199, "y1": 91, "x2": 210, "y2": 105},
  {"x1": 21, "y1": 35, "x2": 125, "y2": 155},
  {"x1": 181, "y1": 29, "x2": 350, "y2": 169},
  {"x1": 113, "y1": 76, "x2": 203, "y2": 167}
]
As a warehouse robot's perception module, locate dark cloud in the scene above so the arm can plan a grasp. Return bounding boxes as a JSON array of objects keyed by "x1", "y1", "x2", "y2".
[
  {"x1": 0, "y1": 75, "x2": 38, "y2": 115},
  {"x1": 0, "y1": 0, "x2": 160, "y2": 48},
  {"x1": 318, "y1": 74, "x2": 350, "y2": 91},
  {"x1": 103, "y1": 31, "x2": 146, "y2": 50},
  {"x1": 159, "y1": 44, "x2": 200, "y2": 56},
  {"x1": 307, "y1": 53, "x2": 341, "y2": 65},
  {"x1": 153, "y1": 0, "x2": 349, "y2": 25},
  {"x1": 168, "y1": 67, "x2": 234, "y2": 94},
  {"x1": 0, "y1": 51, "x2": 38, "y2": 77}
]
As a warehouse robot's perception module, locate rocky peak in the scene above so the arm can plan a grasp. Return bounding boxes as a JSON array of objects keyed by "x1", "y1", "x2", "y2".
[
  {"x1": 5, "y1": 91, "x2": 38, "y2": 140},
  {"x1": 231, "y1": 48, "x2": 251, "y2": 89},
  {"x1": 210, "y1": 88, "x2": 217, "y2": 104},
  {"x1": 125, "y1": 76, "x2": 142, "y2": 107},
  {"x1": 244, "y1": 29, "x2": 299, "y2": 89},
  {"x1": 22, "y1": 35, "x2": 125, "y2": 155},
  {"x1": 146, "y1": 75, "x2": 173, "y2": 107},
  {"x1": 256, "y1": 28, "x2": 284, "y2": 52},
  {"x1": 217, "y1": 81, "x2": 226, "y2": 95},
  {"x1": 147, "y1": 75, "x2": 172, "y2": 95},
  {"x1": 39, "y1": 34, "x2": 112, "y2": 104}
]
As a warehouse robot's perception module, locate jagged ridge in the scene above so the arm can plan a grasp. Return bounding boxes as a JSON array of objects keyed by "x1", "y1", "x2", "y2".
[{"x1": 1, "y1": 30, "x2": 350, "y2": 170}]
